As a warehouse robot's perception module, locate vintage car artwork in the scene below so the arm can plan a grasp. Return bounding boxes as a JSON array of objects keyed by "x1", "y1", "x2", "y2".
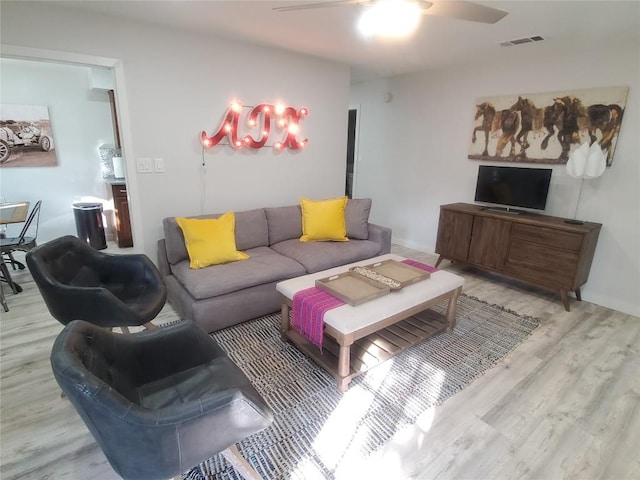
[{"x1": 0, "y1": 120, "x2": 55, "y2": 164}]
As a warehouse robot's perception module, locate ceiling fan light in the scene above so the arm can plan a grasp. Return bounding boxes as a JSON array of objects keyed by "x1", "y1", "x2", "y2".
[{"x1": 358, "y1": 1, "x2": 421, "y2": 38}]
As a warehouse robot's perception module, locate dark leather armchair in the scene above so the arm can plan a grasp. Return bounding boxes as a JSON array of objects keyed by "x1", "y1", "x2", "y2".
[
  {"x1": 50, "y1": 319, "x2": 273, "y2": 480},
  {"x1": 26, "y1": 235, "x2": 167, "y2": 329}
]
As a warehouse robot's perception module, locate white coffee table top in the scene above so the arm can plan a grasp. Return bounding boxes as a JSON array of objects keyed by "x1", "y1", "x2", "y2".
[{"x1": 276, "y1": 254, "x2": 465, "y2": 336}]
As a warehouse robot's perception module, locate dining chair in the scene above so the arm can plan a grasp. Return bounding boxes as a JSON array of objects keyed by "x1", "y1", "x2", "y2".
[
  {"x1": 0, "y1": 276, "x2": 7, "y2": 312},
  {"x1": 0, "y1": 200, "x2": 41, "y2": 295},
  {"x1": 1, "y1": 200, "x2": 42, "y2": 271},
  {"x1": 0, "y1": 195, "x2": 12, "y2": 307}
]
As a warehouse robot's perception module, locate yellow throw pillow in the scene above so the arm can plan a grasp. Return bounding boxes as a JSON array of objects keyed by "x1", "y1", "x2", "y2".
[
  {"x1": 300, "y1": 196, "x2": 349, "y2": 242},
  {"x1": 176, "y1": 212, "x2": 248, "y2": 269}
]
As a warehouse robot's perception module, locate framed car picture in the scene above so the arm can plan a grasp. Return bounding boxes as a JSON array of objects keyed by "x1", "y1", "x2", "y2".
[{"x1": 0, "y1": 104, "x2": 58, "y2": 167}]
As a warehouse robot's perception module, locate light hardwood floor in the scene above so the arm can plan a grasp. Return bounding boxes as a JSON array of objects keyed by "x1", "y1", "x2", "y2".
[{"x1": 1, "y1": 245, "x2": 638, "y2": 480}]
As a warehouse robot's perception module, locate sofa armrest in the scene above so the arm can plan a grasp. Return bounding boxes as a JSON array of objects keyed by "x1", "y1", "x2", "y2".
[
  {"x1": 157, "y1": 239, "x2": 171, "y2": 277},
  {"x1": 368, "y1": 223, "x2": 392, "y2": 254}
]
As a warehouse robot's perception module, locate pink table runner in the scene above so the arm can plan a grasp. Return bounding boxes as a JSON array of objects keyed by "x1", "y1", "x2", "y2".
[
  {"x1": 291, "y1": 259, "x2": 438, "y2": 350},
  {"x1": 402, "y1": 258, "x2": 439, "y2": 274},
  {"x1": 292, "y1": 287, "x2": 344, "y2": 350}
]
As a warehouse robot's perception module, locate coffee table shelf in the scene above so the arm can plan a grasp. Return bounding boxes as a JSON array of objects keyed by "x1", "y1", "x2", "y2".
[{"x1": 282, "y1": 308, "x2": 449, "y2": 387}]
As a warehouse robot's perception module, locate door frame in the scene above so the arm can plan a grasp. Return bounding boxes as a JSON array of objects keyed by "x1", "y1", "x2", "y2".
[
  {"x1": 348, "y1": 104, "x2": 361, "y2": 198},
  {"x1": 0, "y1": 44, "x2": 144, "y2": 250}
]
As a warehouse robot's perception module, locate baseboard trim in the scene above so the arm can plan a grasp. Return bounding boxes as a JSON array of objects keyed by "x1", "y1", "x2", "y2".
[{"x1": 392, "y1": 237, "x2": 434, "y2": 254}]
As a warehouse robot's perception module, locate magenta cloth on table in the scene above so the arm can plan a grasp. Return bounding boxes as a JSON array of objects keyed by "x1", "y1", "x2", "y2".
[
  {"x1": 292, "y1": 287, "x2": 345, "y2": 350},
  {"x1": 402, "y1": 258, "x2": 439, "y2": 273}
]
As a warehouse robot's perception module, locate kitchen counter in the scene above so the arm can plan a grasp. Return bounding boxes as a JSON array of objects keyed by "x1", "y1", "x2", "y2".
[{"x1": 104, "y1": 177, "x2": 126, "y2": 186}]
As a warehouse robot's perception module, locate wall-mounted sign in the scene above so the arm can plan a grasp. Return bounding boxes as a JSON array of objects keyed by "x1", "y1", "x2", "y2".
[{"x1": 201, "y1": 102, "x2": 308, "y2": 150}]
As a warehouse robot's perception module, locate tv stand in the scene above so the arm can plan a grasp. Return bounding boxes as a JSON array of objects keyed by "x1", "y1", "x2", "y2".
[{"x1": 435, "y1": 203, "x2": 602, "y2": 311}]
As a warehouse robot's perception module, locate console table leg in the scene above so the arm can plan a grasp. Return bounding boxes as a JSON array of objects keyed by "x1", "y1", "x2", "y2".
[
  {"x1": 560, "y1": 290, "x2": 571, "y2": 312},
  {"x1": 575, "y1": 288, "x2": 582, "y2": 302},
  {"x1": 435, "y1": 255, "x2": 444, "y2": 268}
]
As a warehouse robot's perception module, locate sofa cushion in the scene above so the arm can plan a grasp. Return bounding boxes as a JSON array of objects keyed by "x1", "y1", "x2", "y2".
[
  {"x1": 345, "y1": 198, "x2": 372, "y2": 240},
  {"x1": 233, "y1": 209, "x2": 270, "y2": 251},
  {"x1": 176, "y1": 213, "x2": 248, "y2": 269},
  {"x1": 170, "y1": 246, "x2": 306, "y2": 299},
  {"x1": 300, "y1": 196, "x2": 348, "y2": 242},
  {"x1": 270, "y1": 238, "x2": 382, "y2": 274},
  {"x1": 265, "y1": 205, "x2": 302, "y2": 245},
  {"x1": 164, "y1": 208, "x2": 268, "y2": 265}
]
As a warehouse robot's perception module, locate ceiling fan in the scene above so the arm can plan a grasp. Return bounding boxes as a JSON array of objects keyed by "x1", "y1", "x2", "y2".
[{"x1": 273, "y1": 0, "x2": 508, "y2": 25}]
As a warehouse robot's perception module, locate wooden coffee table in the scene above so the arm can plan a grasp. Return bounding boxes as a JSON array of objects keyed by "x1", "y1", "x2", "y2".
[{"x1": 276, "y1": 254, "x2": 465, "y2": 391}]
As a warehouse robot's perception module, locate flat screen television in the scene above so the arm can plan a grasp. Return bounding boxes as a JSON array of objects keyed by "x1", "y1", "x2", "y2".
[{"x1": 474, "y1": 165, "x2": 552, "y2": 212}]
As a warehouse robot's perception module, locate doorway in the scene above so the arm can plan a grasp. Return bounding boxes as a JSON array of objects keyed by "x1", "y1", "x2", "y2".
[
  {"x1": 0, "y1": 46, "x2": 142, "y2": 250},
  {"x1": 346, "y1": 107, "x2": 358, "y2": 198}
]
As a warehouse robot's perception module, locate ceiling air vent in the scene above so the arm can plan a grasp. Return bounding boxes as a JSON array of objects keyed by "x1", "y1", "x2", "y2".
[{"x1": 500, "y1": 36, "x2": 544, "y2": 47}]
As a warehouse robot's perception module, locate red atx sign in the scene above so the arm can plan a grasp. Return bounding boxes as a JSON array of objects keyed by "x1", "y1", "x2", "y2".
[{"x1": 201, "y1": 102, "x2": 309, "y2": 150}]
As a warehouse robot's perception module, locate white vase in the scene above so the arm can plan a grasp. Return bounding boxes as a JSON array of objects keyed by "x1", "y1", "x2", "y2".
[{"x1": 112, "y1": 156, "x2": 125, "y2": 178}]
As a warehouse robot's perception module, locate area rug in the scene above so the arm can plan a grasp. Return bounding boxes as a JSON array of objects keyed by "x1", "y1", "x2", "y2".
[{"x1": 183, "y1": 294, "x2": 539, "y2": 480}]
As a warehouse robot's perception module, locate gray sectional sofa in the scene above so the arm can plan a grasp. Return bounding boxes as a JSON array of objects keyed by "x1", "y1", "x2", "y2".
[{"x1": 157, "y1": 199, "x2": 392, "y2": 332}]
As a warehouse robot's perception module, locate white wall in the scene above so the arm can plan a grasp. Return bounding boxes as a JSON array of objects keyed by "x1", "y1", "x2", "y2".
[
  {"x1": 1, "y1": 2, "x2": 351, "y2": 257},
  {"x1": 351, "y1": 44, "x2": 640, "y2": 316},
  {"x1": 0, "y1": 58, "x2": 114, "y2": 243}
]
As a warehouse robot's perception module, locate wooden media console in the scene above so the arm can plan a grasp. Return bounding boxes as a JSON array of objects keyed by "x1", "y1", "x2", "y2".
[{"x1": 435, "y1": 203, "x2": 601, "y2": 311}]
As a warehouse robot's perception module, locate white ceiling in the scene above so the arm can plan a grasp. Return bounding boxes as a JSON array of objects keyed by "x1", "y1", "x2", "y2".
[{"x1": 54, "y1": 1, "x2": 639, "y2": 82}]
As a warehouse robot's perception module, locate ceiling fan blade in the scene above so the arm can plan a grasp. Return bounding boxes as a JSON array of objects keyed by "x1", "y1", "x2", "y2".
[
  {"x1": 422, "y1": 1, "x2": 508, "y2": 24},
  {"x1": 273, "y1": 0, "x2": 364, "y2": 12}
]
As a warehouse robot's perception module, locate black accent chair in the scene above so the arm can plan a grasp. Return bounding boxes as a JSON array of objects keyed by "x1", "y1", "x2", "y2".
[
  {"x1": 26, "y1": 235, "x2": 167, "y2": 329},
  {"x1": 50, "y1": 319, "x2": 273, "y2": 480}
]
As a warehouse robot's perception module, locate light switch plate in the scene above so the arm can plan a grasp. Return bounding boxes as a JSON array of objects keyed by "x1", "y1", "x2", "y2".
[
  {"x1": 154, "y1": 158, "x2": 165, "y2": 173},
  {"x1": 137, "y1": 158, "x2": 152, "y2": 173}
]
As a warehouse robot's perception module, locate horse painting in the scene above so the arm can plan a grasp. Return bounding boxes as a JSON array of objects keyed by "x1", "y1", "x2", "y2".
[
  {"x1": 471, "y1": 102, "x2": 519, "y2": 158},
  {"x1": 493, "y1": 109, "x2": 520, "y2": 158},
  {"x1": 508, "y1": 96, "x2": 566, "y2": 158},
  {"x1": 584, "y1": 103, "x2": 624, "y2": 165},
  {"x1": 469, "y1": 87, "x2": 627, "y2": 165},
  {"x1": 551, "y1": 96, "x2": 585, "y2": 160},
  {"x1": 508, "y1": 97, "x2": 536, "y2": 157},
  {"x1": 540, "y1": 104, "x2": 564, "y2": 151},
  {"x1": 471, "y1": 102, "x2": 495, "y2": 156}
]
